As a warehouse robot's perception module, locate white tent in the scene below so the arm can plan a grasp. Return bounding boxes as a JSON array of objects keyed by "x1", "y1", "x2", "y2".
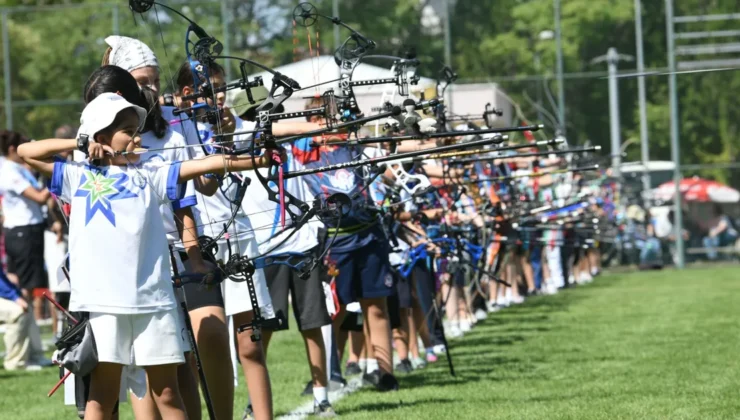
[
  {"x1": 228, "y1": 55, "x2": 511, "y2": 126},
  {"x1": 228, "y1": 55, "x2": 436, "y2": 113}
]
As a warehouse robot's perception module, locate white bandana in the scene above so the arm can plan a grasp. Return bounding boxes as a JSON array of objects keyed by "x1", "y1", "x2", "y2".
[{"x1": 104, "y1": 36, "x2": 159, "y2": 72}]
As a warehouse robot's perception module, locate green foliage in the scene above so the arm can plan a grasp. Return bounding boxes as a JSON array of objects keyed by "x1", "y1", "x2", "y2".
[{"x1": 2, "y1": 0, "x2": 740, "y2": 179}]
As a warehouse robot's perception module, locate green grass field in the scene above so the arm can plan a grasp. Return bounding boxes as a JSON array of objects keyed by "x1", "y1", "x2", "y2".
[{"x1": 3, "y1": 265, "x2": 740, "y2": 419}]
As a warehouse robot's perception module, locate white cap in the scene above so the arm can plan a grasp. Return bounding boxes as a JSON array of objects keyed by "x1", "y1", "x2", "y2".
[{"x1": 78, "y1": 93, "x2": 147, "y2": 140}]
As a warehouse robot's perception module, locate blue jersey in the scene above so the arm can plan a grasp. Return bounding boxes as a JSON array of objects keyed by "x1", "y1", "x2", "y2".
[{"x1": 291, "y1": 138, "x2": 385, "y2": 252}]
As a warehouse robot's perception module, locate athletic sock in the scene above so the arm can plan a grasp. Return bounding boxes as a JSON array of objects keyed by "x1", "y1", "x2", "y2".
[
  {"x1": 366, "y1": 358, "x2": 379, "y2": 372},
  {"x1": 313, "y1": 386, "x2": 328, "y2": 403}
]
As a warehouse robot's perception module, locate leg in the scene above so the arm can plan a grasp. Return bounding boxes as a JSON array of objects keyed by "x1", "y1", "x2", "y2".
[
  {"x1": 144, "y1": 364, "x2": 187, "y2": 420},
  {"x1": 359, "y1": 297, "x2": 393, "y2": 374},
  {"x1": 0, "y1": 299, "x2": 31, "y2": 370},
  {"x1": 85, "y1": 363, "x2": 124, "y2": 420},
  {"x1": 301, "y1": 328, "x2": 329, "y2": 389},
  {"x1": 189, "y1": 305, "x2": 233, "y2": 420},
  {"x1": 233, "y1": 310, "x2": 273, "y2": 420},
  {"x1": 393, "y1": 308, "x2": 410, "y2": 362}
]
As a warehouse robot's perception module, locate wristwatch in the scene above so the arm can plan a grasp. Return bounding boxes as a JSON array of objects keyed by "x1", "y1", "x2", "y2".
[
  {"x1": 77, "y1": 134, "x2": 91, "y2": 156},
  {"x1": 163, "y1": 93, "x2": 175, "y2": 107}
]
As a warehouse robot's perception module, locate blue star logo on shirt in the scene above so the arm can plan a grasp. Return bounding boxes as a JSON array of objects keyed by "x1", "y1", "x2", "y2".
[{"x1": 74, "y1": 168, "x2": 138, "y2": 226}]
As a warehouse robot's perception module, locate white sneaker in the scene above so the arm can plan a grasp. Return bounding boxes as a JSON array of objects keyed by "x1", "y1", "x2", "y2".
[
  {"x1": 447, "y1": 326, "x2": 464, "y2": 339},
  {"x1": 475, "y1": 309, "x2": 488, "y2": 321},
  {"x1": 459, "y1": 320, "x2": 472, "y2": 333},
  {"x1": 487, "y1": 302, "x2": 501, "y2": 313},
  {"x1": 23, "y1": 365, "x2": 43, "y2": 372},
  {"x1": 433, "y1": 344, "x2": 447, "y2": 354},
  {"x1": 510, "y1": 295, "x2": 525, "y2": 305},
  {"x1": 568, "y1": 275, "x2": 576, "y2": 285}
]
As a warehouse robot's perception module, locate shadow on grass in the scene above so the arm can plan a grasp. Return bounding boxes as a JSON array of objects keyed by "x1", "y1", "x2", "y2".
[{"x1": 338, "y1": 397, "x2": 456, "y2": 414}]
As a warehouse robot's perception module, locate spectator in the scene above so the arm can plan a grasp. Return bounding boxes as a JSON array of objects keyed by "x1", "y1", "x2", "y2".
[
  {"x1": 46, "y1": 125, "x2": 74, "y2": 338},
  {"x1": 702, "y1": 204, "x2": 739, "y2": 260},
  {"x1": 0, "y1": 131, "x2": 50, "y2": 320},
  {"x1": 0, "y1": 267, "x2": 49, "y2": 370}
]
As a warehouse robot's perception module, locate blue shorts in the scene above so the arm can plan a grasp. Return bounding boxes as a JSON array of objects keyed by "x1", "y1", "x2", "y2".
[{"x1": 329, "y1": 242, "x2": 393, "y2": 305}]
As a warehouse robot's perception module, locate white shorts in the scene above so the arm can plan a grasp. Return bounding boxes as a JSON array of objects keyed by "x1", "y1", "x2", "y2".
[
  {"x1": 218, "y1": 237, "x2": 274, "y2": 318},
  {"x1": 89, "y1": 310, "x2": 185, "y2": 366}
]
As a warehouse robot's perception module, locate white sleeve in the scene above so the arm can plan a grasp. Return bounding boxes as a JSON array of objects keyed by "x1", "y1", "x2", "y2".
[
  {"x1": 49, "y1": 160, "x2": 84, "y2": 202},
  {"x1": 0, "y1": 166, "x2": 31, "y2": 195},
  {"x1": 150, "y1": 163, "x2": 185, "y2": 205}
]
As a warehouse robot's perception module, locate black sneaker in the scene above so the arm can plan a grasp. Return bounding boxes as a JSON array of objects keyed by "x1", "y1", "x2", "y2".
[
  {"x1": 314, "y1": 400, "x2": 337, "y2": 418},
  {"x1": 394, "y1": 359, "x2": 413, "y2": 374},
  {"x1": 377, "y1": 373, "x2": 400, "y2": 392},
  {"x1": 362, "y1": 370, "x2": 381, "y2": 387},
  {"x1": 242, "y1": 404, "x2": 254, "y2": 420},
  {"x1": 345, "y1": 361, "x2": 362, "y2": 376}
]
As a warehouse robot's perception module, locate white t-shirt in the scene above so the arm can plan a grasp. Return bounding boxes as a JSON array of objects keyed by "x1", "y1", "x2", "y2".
[
  {"x1": 0, "y1": 159, "x2": 45, "y2": 228},
  {"x1": 175, "y1": 116, "x2": 256, "y2": 243},
  {"x1": 49, "y1": 160, "x2": 182, "y2": 314},
  {"x1": 138, "y1": 127, "x2": 197, "y2": 244}
]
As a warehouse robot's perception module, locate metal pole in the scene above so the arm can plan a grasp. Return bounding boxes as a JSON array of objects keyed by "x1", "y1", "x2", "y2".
[
  {"x1": 634, "y1": 0, "x2": 651, "y2": 200},
  {"x1": 607, "y1": 48, "x2": 622, "y2": 177},
  {"x1": 2, "y1": 12, "x2": 12, "y2": 130},
  {"x1": 333, "y1": 0, "x2": 340, "y2": 78},
  {"x1": 443, "y1": 0, "x2": 453, "y2": 112},
  {"x1": 665, "y1": 0, "x2": 684, "y2": 268},
  {"x1": 332, "y1": 0, "x2": 340, "y2": 51},
  {"x1": 554, "y1": 0, "x2": 566, "y2": 136},
  {"x1": 221, "y1": 0, "x2": 232, "y2": 81},
  {"x1": 535, "y1": 52, "x2": 544, "y2": 124},
  {"x1": 112, "y1": 4, "x2": 120, "y2": 35}
]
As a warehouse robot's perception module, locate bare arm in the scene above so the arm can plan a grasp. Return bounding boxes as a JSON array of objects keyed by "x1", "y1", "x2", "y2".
[
  {"x1": 173, "y1": 207, "x2": 210, "y2": 273},
  {"x1": 17, "y1": 138, "x2": 76, "y2": 176},
  {"x1": 21, "y1": 187, "x2": 51, "y2": 204},
  {"x1": 177, "y1": 154, "x2": 270, "y2": 183}
]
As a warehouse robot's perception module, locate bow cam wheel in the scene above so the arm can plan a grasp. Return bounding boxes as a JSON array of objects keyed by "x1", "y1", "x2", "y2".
[{"x1": 293, "y1": 2, "x2": 318, "y2": 27}]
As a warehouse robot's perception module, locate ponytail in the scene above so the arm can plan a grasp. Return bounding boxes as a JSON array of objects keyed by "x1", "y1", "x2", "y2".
[{"x1": 101, "y1": 47, "x2": 113, "y2": 66}]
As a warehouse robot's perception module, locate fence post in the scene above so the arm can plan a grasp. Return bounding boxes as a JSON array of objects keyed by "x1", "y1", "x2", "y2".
[
  {"x1": 2, "y1": 11, "x2": 12, "y2": 130},
  {"x1": 220, "y1": 0, "x2": 232, "y2": 81},
  {"x1": 112, "y1": 3, "x2": 120, "y2": 35}
]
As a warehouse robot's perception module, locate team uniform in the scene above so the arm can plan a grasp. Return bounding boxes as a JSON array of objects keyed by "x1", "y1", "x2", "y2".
[
  {"x1": 0, "y1": 160, "x2": 47, "y2": 292},
  {"x1": 243, "y1": 145, "x2": 331, "y2": 331},
  {"x1": 291, "y1": 139, "x2": 393, "y2": 305},
  {"x1": 180, "y1": 116, "x2": 273, "y2": 318},
  {"x1": 49, "y1": 159, "x2": 186, "y2": 366}
]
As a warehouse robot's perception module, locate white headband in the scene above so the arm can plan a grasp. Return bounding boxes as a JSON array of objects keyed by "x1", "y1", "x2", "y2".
[{"x1": 104, "y1": 35, "x2": 159, "y2": 73}]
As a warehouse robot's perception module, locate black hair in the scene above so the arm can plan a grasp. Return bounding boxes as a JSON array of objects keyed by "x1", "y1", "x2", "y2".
[
  {"x1": 83, "y1": 65, "x2": 167, "y2": 138},
  {"x1": 0, "y1": 130, "x2": 29, "y2": 155},
  {"x1": 175, "y1": 60, "x2": 226, "y2": 93}
]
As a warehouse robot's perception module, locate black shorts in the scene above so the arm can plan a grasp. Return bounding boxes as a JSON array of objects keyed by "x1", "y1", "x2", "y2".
[
  {"x1": 264, "y1": 247, "x2": 331, "y2": 331},
  {"x1": 179, "y1": 251, "x2": 225, "y2": 310},
  {"x1": 4, "y1": 224, "x2": 47, "y2": 290},
  {"x1": 340, "y1": 311, "x2": 364, "y2": 332}
]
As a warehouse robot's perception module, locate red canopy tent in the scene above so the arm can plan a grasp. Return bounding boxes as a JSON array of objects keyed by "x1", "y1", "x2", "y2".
[{"x1": 653, "y1": 177, "x2": 740, "y2": 203}]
